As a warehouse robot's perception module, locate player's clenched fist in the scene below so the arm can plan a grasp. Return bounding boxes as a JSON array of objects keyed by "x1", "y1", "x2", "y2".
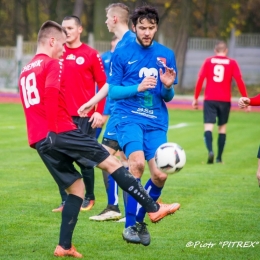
[
  {"x1": 137, "y1": 76, "x2": 157, "y2": 92},
  {"x1": 238, "y1": 97, "x2": 250, "y2": 108}
]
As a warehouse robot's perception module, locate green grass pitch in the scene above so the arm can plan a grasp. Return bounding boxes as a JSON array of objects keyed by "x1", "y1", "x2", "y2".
[{"x1": 0, "y1": 103, "x2": 260, "y2": 260}]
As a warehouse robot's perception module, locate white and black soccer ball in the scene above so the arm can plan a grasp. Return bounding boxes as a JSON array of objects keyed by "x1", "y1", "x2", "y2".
[{"x1": 155, "y1": 142, "x2": 186, "y2": 174}]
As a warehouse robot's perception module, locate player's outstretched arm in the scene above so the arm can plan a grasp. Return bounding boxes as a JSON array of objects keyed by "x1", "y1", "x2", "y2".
[
  {"x1": 78, "y1": 83, "x2": 108, "y2": 117},
  {"x1": 109, "y1": 77, "x2": 157, "y2": 100}
]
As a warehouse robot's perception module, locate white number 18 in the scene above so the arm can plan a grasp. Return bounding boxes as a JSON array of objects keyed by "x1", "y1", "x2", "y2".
[{"x1": 20, "y1": 72, "x2": 40, "y2": 108}]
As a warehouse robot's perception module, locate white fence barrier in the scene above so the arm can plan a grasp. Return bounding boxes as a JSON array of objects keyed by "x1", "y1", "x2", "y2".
[{"x1": 1, "y1": 34, "x2": 260, "y2": 90}]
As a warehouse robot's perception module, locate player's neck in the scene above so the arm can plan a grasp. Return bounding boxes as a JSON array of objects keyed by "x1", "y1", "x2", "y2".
[
  {"x1": 114, "y1": 25, "x2": 129, "y2": 41},
  {"x1": 36, "y1": 47, "x2": 51, "y2": 58},
  {"x1": 66, "y1": 40, "x2": 82, "y2": 49},
  {"x1": 215, "y1": 52, "x2": 227, "y2": 57}
]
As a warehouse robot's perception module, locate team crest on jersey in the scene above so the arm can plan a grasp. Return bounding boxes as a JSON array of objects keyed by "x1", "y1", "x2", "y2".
[
  {"x1": 66, "y1": 54, "x2": 76, "y2": 60},
  {"x1": 76, "y1": 57, "x2": 85, "y2": 65},
  {"x1": 156, "y1": 57, "x2": 167, "y2": 67}
]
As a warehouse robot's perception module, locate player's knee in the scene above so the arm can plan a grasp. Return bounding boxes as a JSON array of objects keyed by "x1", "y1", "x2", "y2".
[
  {"x1": 99, "y1": 155, "x2": 122, "y2": 173},
  {"x1": 129, "y1": 159, "x2": 145, "y2": 176},
  {"x1": 66, "y1": 179, "x2": 85, "y2": 199},
  {"x1": 152, "y1": 169, "x2": 168, "y2": 183}
]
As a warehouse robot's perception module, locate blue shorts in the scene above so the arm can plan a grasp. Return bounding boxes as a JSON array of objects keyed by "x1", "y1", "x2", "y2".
[
  {"x1": 103, "y1": 115, "x2": 118, "y2": 141},
  {"x1": 115, "y1": 122, "x2": 167, "y2": 161}
]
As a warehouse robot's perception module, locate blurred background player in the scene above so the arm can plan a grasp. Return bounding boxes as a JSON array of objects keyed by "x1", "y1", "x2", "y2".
[
  {"x1": 89, "y1": 3, "x2": 136, "y2": 222},
  {"x1": 95, "y1": 35, "x2": 119, "y2": 140},
  {"x1": 52, "y1": 15, "x2": 107, "y2": 212},
  {"x1": 192, "y1": 41, "x2": 248, "y2": 164},
  {"x1": 108, "y1": 5, "x2": 180, "y2": 245},
  {"x1": 238, "y1": 95, "x2": 260, "y2": 186}
]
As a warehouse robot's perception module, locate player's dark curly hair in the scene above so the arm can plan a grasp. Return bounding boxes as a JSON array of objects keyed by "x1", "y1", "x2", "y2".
[{"x1": 130, "y1": 5, "x2": 159, "y2": 26}]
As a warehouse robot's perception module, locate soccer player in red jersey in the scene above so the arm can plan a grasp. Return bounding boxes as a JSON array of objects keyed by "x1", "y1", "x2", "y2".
[
  {"x1": 192, "y1": 41, "x2": 248, "y2": 164},
  {"x1": 19, "y1": 20, "x2": 180, "y2": 258},
  {"x1": 238, "y1": 95, "x2": 260, "y2": 186},
  {"x1": 52, "y1": 15, "x2": 107, "y2": 212}
]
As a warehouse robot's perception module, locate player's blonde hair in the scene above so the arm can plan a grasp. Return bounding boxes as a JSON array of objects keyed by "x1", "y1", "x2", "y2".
[
  {"x1": 37, "y1": 20, "x2": 67, "y2": 44},
  {"x1": 105, "y1": 3, "x2": 130, "y2": 24}
]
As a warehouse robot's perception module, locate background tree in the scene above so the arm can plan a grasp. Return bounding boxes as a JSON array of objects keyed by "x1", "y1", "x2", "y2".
[
  {"x1": 0, "y1": 0, "x2": 259, "y2": 47},
  {"x1": 73, "y1": 0, "x2": 84, "y2": 17},
  {"x1": 172, "y1": 0, "x2": 192, "y2": 91}
]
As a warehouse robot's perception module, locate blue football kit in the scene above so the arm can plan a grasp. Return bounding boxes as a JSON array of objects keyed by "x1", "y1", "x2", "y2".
[
  {"x1": 101, "y1": 50, "x2": 114, "y2": 115},
  {"x1": 102, "y1": 30, "x2": 136, "y2": 142},
  {"x1": 108, "y1": 40, "x2": 178, "y2": 160},
  {"x1": 101, "y1": 30, "x2": 135, "y2": 207},
  {"x1": 108, "y1": 39, "x2": 178, "y2": 228}
]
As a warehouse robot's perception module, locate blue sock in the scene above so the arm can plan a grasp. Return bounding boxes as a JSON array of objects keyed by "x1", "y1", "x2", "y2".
[
  {"x1": 136, "y1": 179, "x2": 162, "y2": 223},
  {"x1": 125, "y1": 178, "x2": 140, "y2": 228},
  {"x1": 107, "y1": 174, "x2": 118, "y2": 205}
]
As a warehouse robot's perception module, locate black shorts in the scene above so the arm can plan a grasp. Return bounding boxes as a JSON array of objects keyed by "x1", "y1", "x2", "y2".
[
  {"x1": 72, "y1": 116, "x2": 96, "y2": 138},
  {"x1": 36, "y1": 129, "x2": 110, "y2": 190},
  {"x1": 257, "y1": 146, "x2": 260, "y2": 159},
  {"x1": 203, "y1": 100, "x2": 231, "y2": 126}
]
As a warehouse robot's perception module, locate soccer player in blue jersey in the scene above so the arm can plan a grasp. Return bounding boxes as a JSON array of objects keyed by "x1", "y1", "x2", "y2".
[
  {"x1": 89, "y1": 3, "x2": 136, "y2": 222},
  {"x1": 107, "y1": 5, "x2": 181, "y2": 245},
  {"x1": 78, "y1": 4, "x2": 181, "y2": 245},
  {"x1": 95, "y1": 35, "x2": 119, "y2": 140}
]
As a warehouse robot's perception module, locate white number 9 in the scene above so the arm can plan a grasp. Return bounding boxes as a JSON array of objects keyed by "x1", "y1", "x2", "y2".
[
  {"x1": 213, "y1": 64, "x2": 224, "y2": 82},
  {"x1": 21, "y1": 72, "x2": 40, "y2": 108}
]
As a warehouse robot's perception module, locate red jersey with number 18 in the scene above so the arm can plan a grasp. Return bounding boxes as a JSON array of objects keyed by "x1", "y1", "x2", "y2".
[
  {"x1": 19, "y1": 54, "x2": 76, "y2": 148},
  {"x1": 194, "y1": 55, "x2": 247, "y2": 101}
]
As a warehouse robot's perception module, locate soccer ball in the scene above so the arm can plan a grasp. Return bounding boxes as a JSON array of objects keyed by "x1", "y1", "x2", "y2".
[{"x1": 155, "y1": 142, "x2": 186, "y2": 174}]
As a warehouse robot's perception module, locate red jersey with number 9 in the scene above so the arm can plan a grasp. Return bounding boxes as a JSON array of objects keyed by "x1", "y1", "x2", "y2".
[
  {"x1": 194, "y1": 55, "x2": 247, "y2": 101},
  {"x1": 19, "y1": 54, "x2": 76, "y2": 148}
]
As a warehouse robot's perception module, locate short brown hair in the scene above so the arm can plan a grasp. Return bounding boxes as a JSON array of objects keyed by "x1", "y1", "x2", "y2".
[
  {"x1": 37, "y1": 20, "x2": 67, "y2": 44},
  {"x1": 63, "y1": 15, "x2": 82, "y2": 26},
  {"x1": 214, "y1": 41, "x2": 227, "y2": 53}
]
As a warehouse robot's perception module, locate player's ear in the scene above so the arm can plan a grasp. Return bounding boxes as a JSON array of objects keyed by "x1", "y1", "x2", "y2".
[
  {"x1": 132, "y1": 24, "x2": 136, "y2": 32},
  {"x1": 49, "y1": 37, "x2": 55, "y2": 47},
  {"x1": 78, "y1": 25, "x2": 83, "y2": 34}
]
